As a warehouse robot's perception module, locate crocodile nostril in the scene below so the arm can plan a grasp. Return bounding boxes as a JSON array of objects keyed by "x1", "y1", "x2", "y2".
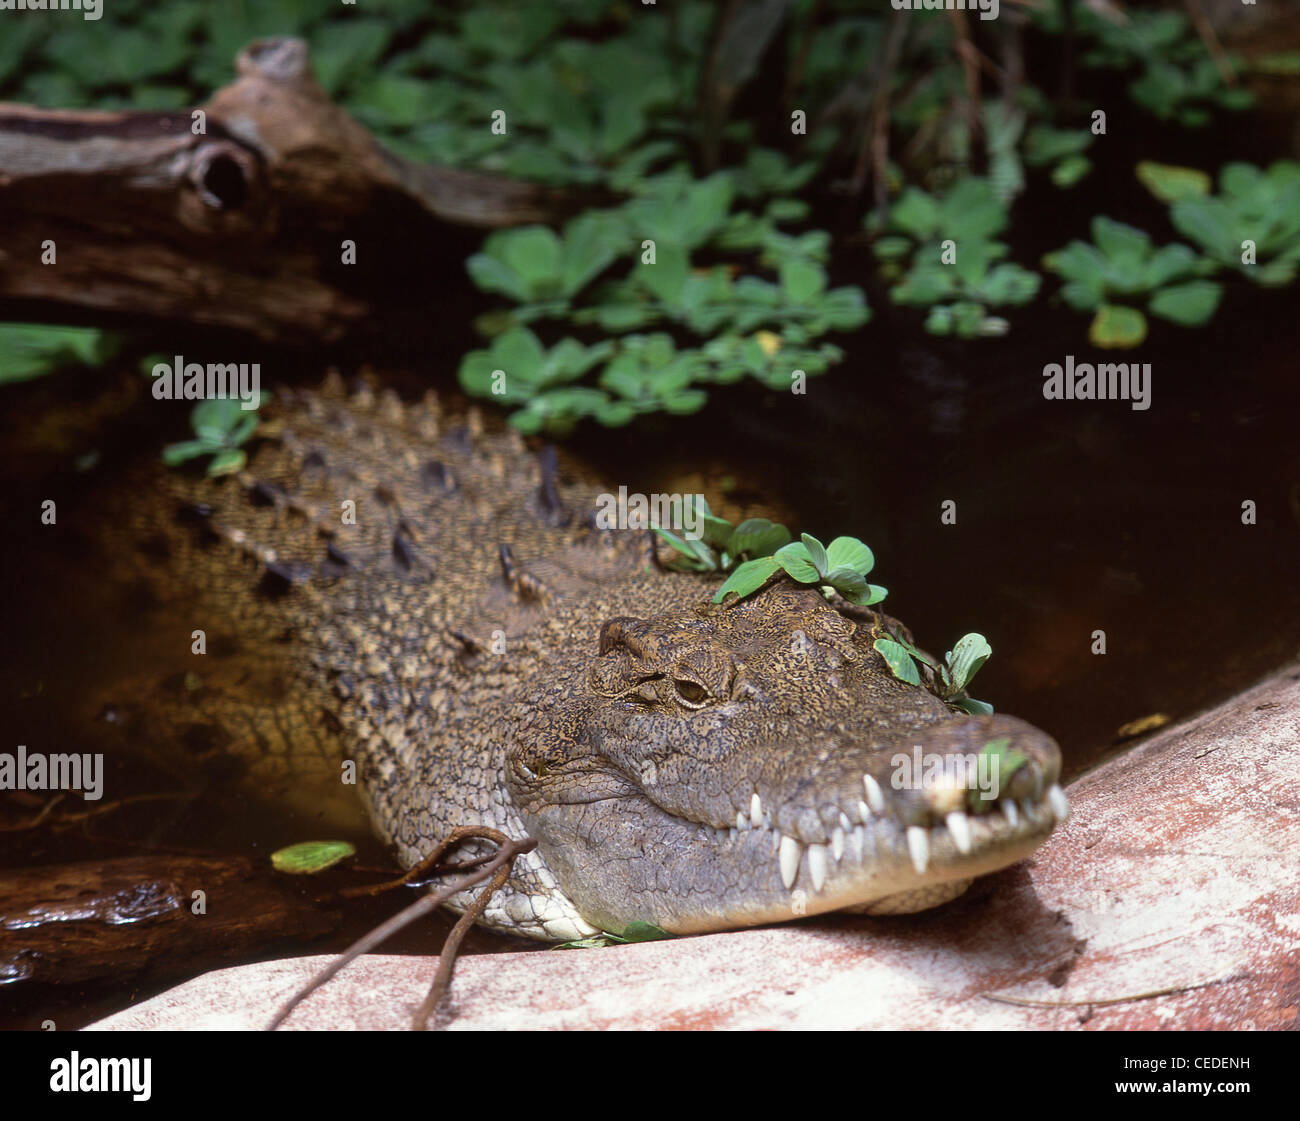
[{"x1": 598, "y1": 616, "x2": 643, "y2": 655}]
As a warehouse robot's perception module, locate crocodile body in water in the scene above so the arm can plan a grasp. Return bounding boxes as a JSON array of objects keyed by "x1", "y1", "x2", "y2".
[{"x1": 107, "y1": 375, "x2": 1066, "y2": 942}]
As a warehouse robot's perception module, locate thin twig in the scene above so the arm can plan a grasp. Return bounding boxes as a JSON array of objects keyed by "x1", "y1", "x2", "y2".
[
  {"x1": 1185, "y1": 0, "x2": 1237, "y2": 87},
  {"x1": 981, "y1": 952, "x2": 1251, "y2": 1009},
  {"x1": 266, "y1": 827, "x2": 536, "y2": 1031},
  {"x1": 411, "y1": 856, "x2": 513, "y2": 1031},
  {"x1": 0, "y1": 790, "x2": 194, "y2": 832},
  {"x1": 850, "y1": 13, "x2": 909, "y2": 209},
  {"x1": 949, "y1": 9, "x2": 984, "y2": 170}
]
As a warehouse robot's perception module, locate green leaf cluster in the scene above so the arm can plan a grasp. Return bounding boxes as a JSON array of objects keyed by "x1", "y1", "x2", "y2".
[
  {"x1": 1024, "y1": 126, "x2": 1094, "y2": 189},
  {"x1": 1043, "y1": 216, "x2": 1222, "y2": 347},
  {"x1": 0, "y1": 324, "x2": 116, "y2": 384},
  {"x1": 870, "y1": 178, "x2": 1040, "y2": 339},
  {"x1": 1031, "y1": 4, "x2": 1254, "y2": 128},
  {"x1": 712, "y1": 532, "x2": 886, "y2": 608},
  {"x1": 161, "y1": 395, "x2": 264, "y2": 476},
  {"x1": 460, "y1": 171, "x2": 870, "y2": 433},
  {"x1": 873, "y1": 630, "x2": 994, "y2": 715},
  {"x1": 1163, "y1": 161, "x2": 1300, "y2": 287}
]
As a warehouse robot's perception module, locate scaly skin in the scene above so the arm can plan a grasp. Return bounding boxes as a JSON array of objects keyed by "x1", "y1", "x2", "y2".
[{"x1": 111, "y1": 374, "x2": 1065, "y2": 941}]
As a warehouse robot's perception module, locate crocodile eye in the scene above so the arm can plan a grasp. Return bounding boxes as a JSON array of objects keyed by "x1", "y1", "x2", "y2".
[{"x1": 673, "y1": 679, "x2": 709, "y2": 707}]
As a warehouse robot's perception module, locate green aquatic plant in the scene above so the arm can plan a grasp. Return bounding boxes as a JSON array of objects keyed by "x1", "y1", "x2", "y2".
[
  {"x1": 460, "y1": 171, "x2": 869, "y2": 433},
  {"x1": 1024, "y1": 126, "x2": 1094, "y2": 189},
  {"x1": 968, "y1": 737, "x2": 1028, "y2": 810},
  {"x1": 270, "y1": 840, "x2": 357, "y2": 875},
  {"x1": 1043, "y1": 216, "x2": 1222, "y2": 347},
  {"x1": 870, "y1": 178, "x2": 1040, "y2": 339},
  {"x1": 161, "y1": 396, "x2": 264, "y2": 476},
  {"x1": 0, "y1": 324, "x2": 115, "y2": 384},
  {"x1": 553, "y1": 920, "x2": 675, "y2": 950},
  {"x1": 1030, "y1": 4, "x2": 1254, "y2": 128},
  {"x1": 650, "y1": 502, "x2": 884, "y2": 608},
  {"x1": 874, "y1": 630, "x2": 994, "y2": 716},
  {"x1": 1161, "y1": 161, "x2": 1300, "y2": 288}
]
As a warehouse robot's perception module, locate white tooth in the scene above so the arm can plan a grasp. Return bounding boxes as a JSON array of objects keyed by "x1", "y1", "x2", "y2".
[
  {"x1": 1002, "y1": 800, "x2": 1019, "y2": 828},
  {"x1": 863, "y1": 774, "x2": 886, "y2": 814},
  {"x1": 1048, "y1": 784, "x2": 1070, "y2": 822},
  {"x1": 848, "y1": 824, "x2": 866, "y2": 862},
  {"x1": 779, "y1": 834, "x2": 803, "y2": 889},
  {"x1": 907, "y1": 826, "x2": 930, "y2": 875},
  {"x1": 728, "y1": 827, "x2": 738, "y2": 841},
  {"x1": 736, "y1": 810, "x2": 749, "y2": 831},
  {"x1": 839, "y1": 811, "x2": 852, "y2": 832},
  {"x1": 857, "y1": 799, "x2": 873, "y2": 822},
  {"x1": 946, "y1": 811, "x2": 973, "y2": 854},
  {"x1": 771, "y1": 829, "x2": 782, "y2": 854},
  {"x1": 831, "y1": 827, "x2": 845, "y2": 862},
  {"x1": 1020, "y1": 799, "x2": 1037, "y2": 825},
  {"x1": 808, "y1": 843, "x2": 829, "y2": 891},
  {"x1": 750, "y1": 793, "x2": 763, "y2": 829}
]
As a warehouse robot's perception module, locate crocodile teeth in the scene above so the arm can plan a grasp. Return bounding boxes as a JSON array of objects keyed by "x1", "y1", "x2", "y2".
[
  {"x1": 808, "y1": 843, "x2": 829, "y2": 891},
  {"x1": 779, "y1": 834, "x2": 803, "y2": 889},
  {"x1": 831, "y1": 827, "x2": 845, "y2": 862},
  {"x1": 906, "y1": 826, "x2": 930, "y2": 875},
  {"x1": 946, "y1": 811, "x2": 973, "y2": 854},
  {"x1": 1020, "y1": 799, "x2": 1038, "y2": 826},
  {"x1": 750, "y1": 793, "x2": 764, "y2": 829},
  {"x1": 736, "y1": 810, "x2": 750, "y2": 832},
  {"x1": 1002, "y1": 800, "x2": 1019, "y2": 828},
  {"x1": 1048, "y1": 784, "x2": 1070, "y2": 822},
  {"x1": 862, "y1": 774, "x2": 886, "y2": 814},
  {"x1": 857, "y1": 799, "x2": 873, "y2": 823}
]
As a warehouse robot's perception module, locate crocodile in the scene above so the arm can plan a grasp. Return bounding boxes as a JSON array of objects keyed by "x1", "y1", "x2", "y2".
[{"x1": 108, "y1": 374, "x2": 1066, "y2": 942}]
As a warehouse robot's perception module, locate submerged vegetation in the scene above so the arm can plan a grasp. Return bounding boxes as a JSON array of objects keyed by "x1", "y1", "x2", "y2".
[{"x1": 1, "y1": 1, "x2": 1298, "y2": 432}]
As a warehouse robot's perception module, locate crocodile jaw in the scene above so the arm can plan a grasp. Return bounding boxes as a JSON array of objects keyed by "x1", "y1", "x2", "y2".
[{"x1": 515, "y1": 745, "x2": 1067, "y2": 937}]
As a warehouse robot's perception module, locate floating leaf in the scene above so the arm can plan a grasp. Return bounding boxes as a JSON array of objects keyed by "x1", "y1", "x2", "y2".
[
  {"x1": 1136, "y1": 161, "x2": 1211, "y2": 204},
  {"x1": 1147, "y1": 280, "x2": 1223, "y2": 327},
  {"x1": 271, "y1": 840, "x2": 357, "y2": 875},
  {"x1": 1089, "y1": 304, "x2": 1148, "y2": 348}
]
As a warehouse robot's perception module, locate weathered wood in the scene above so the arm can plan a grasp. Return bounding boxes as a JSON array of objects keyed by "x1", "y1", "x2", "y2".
[
  {"x1": 0, "y1": 37, "x2": 582, "y2": 345},
  {"x1": 0, "y1": 853, "x2": 341, "y2": 986}
]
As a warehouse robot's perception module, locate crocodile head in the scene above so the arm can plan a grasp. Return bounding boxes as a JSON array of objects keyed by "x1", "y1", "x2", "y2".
[{"x1": 507, "y1": 580, "x2": 1065, "y2": 937}]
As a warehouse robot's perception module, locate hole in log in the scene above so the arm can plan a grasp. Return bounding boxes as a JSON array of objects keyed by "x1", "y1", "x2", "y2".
[{"x1": 198, "y1": 152, "x2": 249, "y2": 210}]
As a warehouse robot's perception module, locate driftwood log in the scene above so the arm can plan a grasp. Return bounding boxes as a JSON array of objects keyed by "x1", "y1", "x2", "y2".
[
  {"x1": 0, "y1": 37, "x2": 584, "y2": 345},
  {"x1": 0, "y1": 853, "x2": 342, "y2": 986}
]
